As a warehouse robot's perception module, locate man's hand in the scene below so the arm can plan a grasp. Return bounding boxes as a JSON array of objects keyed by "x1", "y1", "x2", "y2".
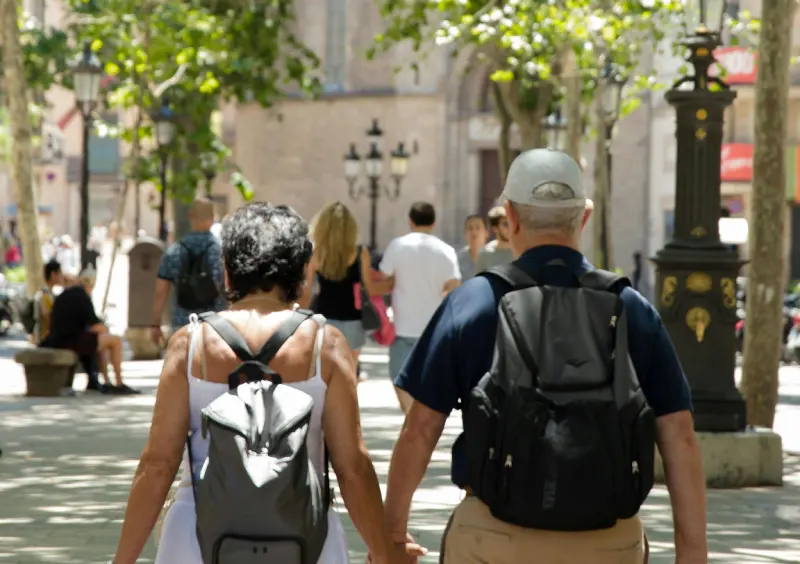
[
  {"x1": 366, "y1": 532, "x2": 428, "y2": 564},
  {"x1": 150, "y1": 326, "x2": 164, "y2": 346}
]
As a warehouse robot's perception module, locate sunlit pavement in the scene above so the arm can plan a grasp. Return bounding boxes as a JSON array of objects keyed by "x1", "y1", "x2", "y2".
[
  {"x1": 0, "y1": 342, "x2": 798, "y2": 563},
  {"x1": 0, "y1": 246, "x2": 797, "y2": 562}
]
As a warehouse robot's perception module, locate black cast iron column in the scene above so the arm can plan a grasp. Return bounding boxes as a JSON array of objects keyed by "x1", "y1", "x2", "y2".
[
  {"x1": 651, "y1": 34, "x2": 747, "y2": 432},
  {"x1": 368, "y1": 177, "x2": 379, "y2": 252},
  {"x1": 79, "y1": 115, "x2": 92, "y2": 271},
  {"x1": 158, "y1": 150, "x2": 168, "y2": 242}
]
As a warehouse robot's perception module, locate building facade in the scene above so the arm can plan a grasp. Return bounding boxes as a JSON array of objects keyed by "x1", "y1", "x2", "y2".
[{"x1": 231, "y1": 0, "x2": 652, "y2": 270}]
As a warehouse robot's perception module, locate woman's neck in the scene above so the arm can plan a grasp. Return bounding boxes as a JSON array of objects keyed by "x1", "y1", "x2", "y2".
[{"x1": 230, "y1": 291, "x2": 293, "y2": 314}]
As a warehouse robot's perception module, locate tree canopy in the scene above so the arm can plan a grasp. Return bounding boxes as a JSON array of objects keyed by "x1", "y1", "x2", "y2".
[
  {"x1": 372, "y1": 0, "x2": 692, "y2": 147},
  {"x1": 39, "y1": 0, "x2": 323, "y2": 200}
]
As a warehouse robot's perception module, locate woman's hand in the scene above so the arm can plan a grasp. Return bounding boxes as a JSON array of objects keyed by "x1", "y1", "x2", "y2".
[{"x1": 366, "y1": 532, "x2": 428, "y2": 564}]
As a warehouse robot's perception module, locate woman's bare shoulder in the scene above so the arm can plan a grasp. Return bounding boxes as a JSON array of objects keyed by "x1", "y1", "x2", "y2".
[{"x1": 319, "y1": 323, "x2": 357, "y2": 385}]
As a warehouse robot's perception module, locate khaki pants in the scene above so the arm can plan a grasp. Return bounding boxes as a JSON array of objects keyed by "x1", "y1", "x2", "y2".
[{"x1": 441, "y1": 496, "x2": 647, "y2": 564}]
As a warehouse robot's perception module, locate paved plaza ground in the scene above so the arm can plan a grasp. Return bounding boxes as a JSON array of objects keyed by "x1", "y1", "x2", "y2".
[{"x1": 0, "y1": 250, "x2": 799, "y2": 562}]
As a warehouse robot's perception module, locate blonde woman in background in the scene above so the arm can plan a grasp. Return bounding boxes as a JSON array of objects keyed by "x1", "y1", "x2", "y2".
[{"x1": 308, "y1": 202, "x2": 392, "y2": 370}]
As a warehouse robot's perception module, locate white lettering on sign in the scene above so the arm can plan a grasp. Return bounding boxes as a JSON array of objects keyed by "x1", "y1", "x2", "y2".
[
  {"x1": 719, "y1": 51, "x2": 755, "y2": 75},
  {"x1": 720, "y1": 145, "x2": 753, "y2": 180},
  {"x1": 713, "y1": 48, "x2": 757, "y2": 83}
]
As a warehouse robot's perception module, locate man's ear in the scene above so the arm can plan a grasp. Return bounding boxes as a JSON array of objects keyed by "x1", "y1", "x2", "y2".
[
  {"x1": 504, "y1": 201, "x2": 521, "y2": 235},
  {"x1": 581, "y1": 201, "x2": 594, "y2": 232}
]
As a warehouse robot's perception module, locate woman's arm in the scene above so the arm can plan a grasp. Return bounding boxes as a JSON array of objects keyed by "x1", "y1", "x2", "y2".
[
  {"x1": 360, "y1": 246, "x2": 393, "y2": 296},
  {"x1": 321, "y1": 326, "x2": 400, "y2": 564},
  {"x1": 113, "y1": 329, "x2": 192, "y2": 564}
]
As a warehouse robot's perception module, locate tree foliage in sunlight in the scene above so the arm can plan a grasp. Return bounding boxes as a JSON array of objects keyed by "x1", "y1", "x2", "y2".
[
  {"x1": 371, "y1": 0, "x2": 689, "y2": 148},
  {"x1": 62, "y1": 0, "x2": 321, "y2": 201}
]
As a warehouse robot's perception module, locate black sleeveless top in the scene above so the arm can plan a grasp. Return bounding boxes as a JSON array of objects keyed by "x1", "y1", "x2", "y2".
[{"x1": 315, "y1": 250, "x2": 361, "y2": 321}]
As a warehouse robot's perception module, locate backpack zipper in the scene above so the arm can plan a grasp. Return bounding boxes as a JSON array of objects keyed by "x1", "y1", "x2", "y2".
[{"x1": 499, "y1": 454, "x2": 513, "y2": 503}]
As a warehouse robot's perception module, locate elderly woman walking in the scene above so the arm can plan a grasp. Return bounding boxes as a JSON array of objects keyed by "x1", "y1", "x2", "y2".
[{"x1": 113, "y1": 203, "x2": 417, "y2": 564}]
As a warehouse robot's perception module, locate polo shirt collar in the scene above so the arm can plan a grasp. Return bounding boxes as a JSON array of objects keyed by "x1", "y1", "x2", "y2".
[{"x1": 517, "y1": 245, "x2": 591, "y2": 272}]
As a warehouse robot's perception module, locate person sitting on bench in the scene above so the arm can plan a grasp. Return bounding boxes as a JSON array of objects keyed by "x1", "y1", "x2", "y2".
[{"x1": 42, "y1": 267, "x2": 139, "y2": 395}]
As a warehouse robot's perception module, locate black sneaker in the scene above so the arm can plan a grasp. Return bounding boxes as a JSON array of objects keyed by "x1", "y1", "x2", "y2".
[
  {"x1": 114, "y1": 384, "x2": 141, "y2": 395},
  {"x1": 99, "y1": 384, "x2": 115, "y2": 394}
]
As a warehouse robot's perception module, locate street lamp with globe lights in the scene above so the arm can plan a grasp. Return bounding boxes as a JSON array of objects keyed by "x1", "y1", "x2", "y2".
[
  {"x1": 72, "y1": 42, "x2": 103, "y2": 270},
  {"x1": 153, "y1": 99, "x2": 177, "y2": 242},
  {"x1": 344, "y1": 119, "x2": 410, "y2": 251},
  {"x1": 652, "y1": 0, "x2": 746, "y2": 432}
]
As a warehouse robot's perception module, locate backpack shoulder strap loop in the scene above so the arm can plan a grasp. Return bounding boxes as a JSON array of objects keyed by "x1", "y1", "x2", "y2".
[
  {"x1": 479, "y1": 263, "x2": 538, "y2": 289},
  {"x1": 579, "y1": 269, "x2": 632, "y2": 294},
  {"x1": 199, "y1": 312, "x2": 254, "y2": 361}
]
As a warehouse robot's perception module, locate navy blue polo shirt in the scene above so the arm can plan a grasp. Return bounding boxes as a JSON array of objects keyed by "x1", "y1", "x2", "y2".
[{"x1": 395, "y1": 245, "x2": 692, "y2": 488}]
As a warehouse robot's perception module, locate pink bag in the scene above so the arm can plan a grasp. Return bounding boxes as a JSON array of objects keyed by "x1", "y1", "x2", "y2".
[{"x1": 354, "y1": 271, "x2": 396, "y2": 346}]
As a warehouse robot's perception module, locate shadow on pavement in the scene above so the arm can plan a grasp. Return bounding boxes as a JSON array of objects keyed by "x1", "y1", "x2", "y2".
[
  {"x1": 1, "y1": 356, "x2": 799, "y2": 563},
  {"x1": 0, "y1": 379, "x2": 157, "y2": 563}
]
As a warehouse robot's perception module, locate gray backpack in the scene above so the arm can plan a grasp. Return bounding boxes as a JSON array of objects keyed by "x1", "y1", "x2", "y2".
[{"x1": 188, "y1": 309, "x2": 330, "y2": 564}]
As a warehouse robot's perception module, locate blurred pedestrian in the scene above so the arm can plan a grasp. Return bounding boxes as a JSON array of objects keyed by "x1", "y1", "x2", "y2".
[
  {"x1": 379, "y1": 202, "x2": 460, "y2": 412},
  {"x1": 151, "y1": 198, "x2": 225, "y2": 343},
  {"x1": 307, "y1": 202, "x2": 392, "y2": 376},
  {"x1": 475, "y1": 205, "x2": 514, "y2": 272},
  {"x1": 456, "y1": 214, "x2": 489, "y2": 280}
]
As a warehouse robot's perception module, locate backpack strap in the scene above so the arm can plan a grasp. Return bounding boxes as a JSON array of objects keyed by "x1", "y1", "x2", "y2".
[
  {"x1": 579, "y1": 269, "x2": 632, "y2": 294},
  {"x1": 253, "y1": 308, "x2": 314, "y2": 368},
  {"x1": 199, "y1": 312, "x2": 254, "y2": 361},
  {"x1": 479, "y1": 263, "x2": 538, "y2": 289}
]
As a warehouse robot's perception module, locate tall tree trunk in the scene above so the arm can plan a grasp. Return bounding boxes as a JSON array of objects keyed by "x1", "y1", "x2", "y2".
[
  {"x1": 492, "y1": 81, "x2": 513, "y2": 187},
  {"x1": 496, "y1": 80, "x2": 552, "y2": 151},
  {"x1": 740, "y1": 0, "x2": 797, "y2": 428},
  {"x1": 0, "y1": 0, "x2": 44, "y2": 295},
  {"x1": 562, "y1": 50, "x2": 582, "y2": 163},
  {"x1": 592, "y1": 72, "x2": 611, "y2": 269}
]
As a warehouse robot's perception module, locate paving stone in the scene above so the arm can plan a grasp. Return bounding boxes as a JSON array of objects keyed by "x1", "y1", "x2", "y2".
[{"x1": 0, "y1": 341, "x2": 798, "y2": 562}]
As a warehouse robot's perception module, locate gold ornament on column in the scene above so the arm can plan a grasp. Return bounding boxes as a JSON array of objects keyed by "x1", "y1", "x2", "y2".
[{"x1": 686, "y1": 307, "x2": 711, "y2": 343}]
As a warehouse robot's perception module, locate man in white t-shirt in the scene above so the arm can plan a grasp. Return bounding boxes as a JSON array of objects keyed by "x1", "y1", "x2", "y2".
[{"x1": 379, "y1": 202, "x2": 461, "y2": 412}]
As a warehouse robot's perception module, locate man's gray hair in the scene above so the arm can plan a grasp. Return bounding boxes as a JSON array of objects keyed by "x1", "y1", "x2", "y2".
[{"x1": 511, "y1": 182, "x2": 585, "y2": 234}]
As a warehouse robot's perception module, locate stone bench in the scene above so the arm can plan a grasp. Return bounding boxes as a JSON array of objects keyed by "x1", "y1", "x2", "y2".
[{"x1": 14, "y1": 348, "x2": 78, "y2": 397}]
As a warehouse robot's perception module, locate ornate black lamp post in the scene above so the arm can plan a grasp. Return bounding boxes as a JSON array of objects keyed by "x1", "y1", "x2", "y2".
[
  {"x1": 344, "y1": 119, "x2": 411, "y2": 251},
  {"x1": 652, "y1": 0, "x2": 746, "y2": 432},
  {"x1": 153, "y1": 100, "x2": 177, "y2": 242},
  {"x1": 599, "y1": 59, "x2": 627, "y2": 270},
  {"x1": 72, "y1": 42, "x2": 103, "y2": 270}
]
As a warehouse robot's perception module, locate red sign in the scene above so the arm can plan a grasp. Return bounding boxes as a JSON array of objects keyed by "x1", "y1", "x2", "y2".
[
  {"x1": 713, "y1": 47, "x2": 757, "y2": 85},
  {"x1": 720, "y1": 143, "x2": 753, "y2": 182}
]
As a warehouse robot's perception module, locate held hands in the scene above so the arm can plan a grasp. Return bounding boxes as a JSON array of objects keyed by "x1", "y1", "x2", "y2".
[{"x1": 366, "y1": 532, "x2": 428, "y2": 564}]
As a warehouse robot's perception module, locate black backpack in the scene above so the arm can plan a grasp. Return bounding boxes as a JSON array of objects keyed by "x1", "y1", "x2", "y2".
[
  {"x1": 176, "y1": 241, "x2": 219, "y2": 310},
  {"x1": 465, "y1": 262, "x2": 656, "y2": 531}
]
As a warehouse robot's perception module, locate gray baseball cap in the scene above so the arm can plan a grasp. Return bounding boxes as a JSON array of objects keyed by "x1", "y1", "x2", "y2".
[{"x1": 501, "y1": 148, "x2": 589, "y2": 208}]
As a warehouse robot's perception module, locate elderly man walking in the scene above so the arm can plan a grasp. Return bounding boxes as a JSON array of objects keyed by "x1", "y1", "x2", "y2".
[{"x1": 381, "y1": 149, "x2": 707, "y2": 563}]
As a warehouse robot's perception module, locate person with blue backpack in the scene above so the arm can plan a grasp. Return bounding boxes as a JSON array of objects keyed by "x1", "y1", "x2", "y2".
[{"x1": 115, "y1": 203, "x2": 423, "y2": 564}]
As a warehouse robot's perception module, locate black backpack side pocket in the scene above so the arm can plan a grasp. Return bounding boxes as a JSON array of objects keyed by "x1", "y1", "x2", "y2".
[
  {"x1": 465, "y1": 373, "x2": 502, "y2": 505},
  {"x1": 618, "y1": 399, "x2": 656, "y2": 519}
]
